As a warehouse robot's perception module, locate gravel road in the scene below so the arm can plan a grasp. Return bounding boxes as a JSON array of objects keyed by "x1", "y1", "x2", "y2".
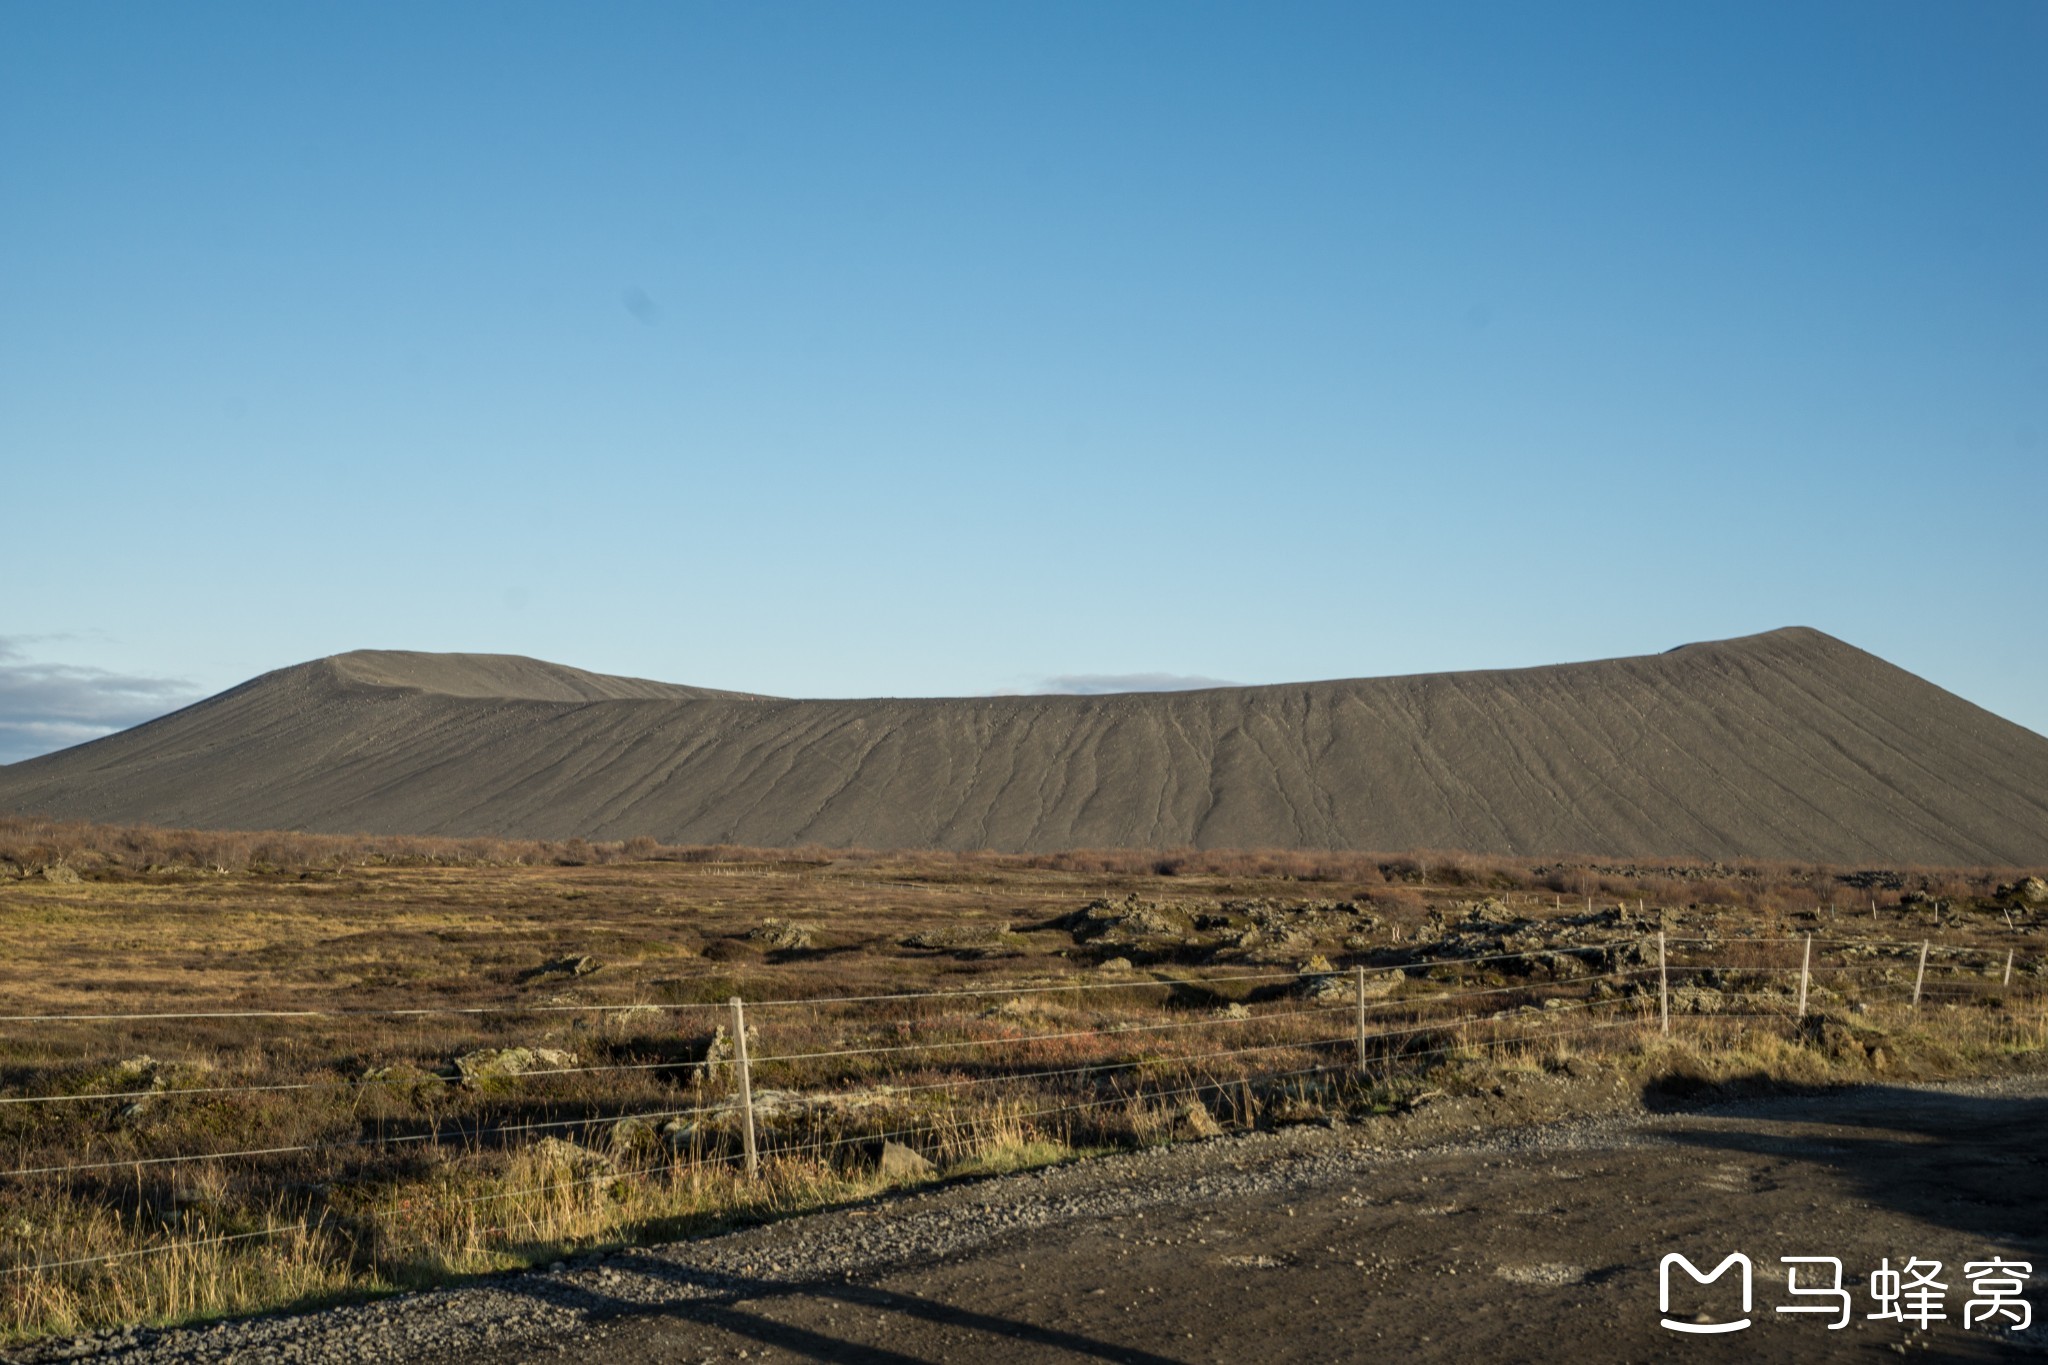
[{"x1": 18, "y1": 1067, "x2": 2048, "y2": 1364}]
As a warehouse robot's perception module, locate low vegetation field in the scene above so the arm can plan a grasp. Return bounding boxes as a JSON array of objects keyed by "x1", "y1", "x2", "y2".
[{"x1": 0, "y1": 815, "x2": 2042, "y2": 1345}]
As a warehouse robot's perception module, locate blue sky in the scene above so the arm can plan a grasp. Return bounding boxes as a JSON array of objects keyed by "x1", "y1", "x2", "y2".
[{"x1": 3, "y1": 1, "x2": 2043, "y2": 761}]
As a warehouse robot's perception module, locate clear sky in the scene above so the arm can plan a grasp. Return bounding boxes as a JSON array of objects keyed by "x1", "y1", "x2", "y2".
[{"x1": 3, "y1": 1, "x2": 2043, "y2": 762}]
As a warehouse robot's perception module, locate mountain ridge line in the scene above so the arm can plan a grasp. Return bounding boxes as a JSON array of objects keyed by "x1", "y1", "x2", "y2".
[{"x1": 3, "y1": 627, "x2": 2043, "y2": 864}]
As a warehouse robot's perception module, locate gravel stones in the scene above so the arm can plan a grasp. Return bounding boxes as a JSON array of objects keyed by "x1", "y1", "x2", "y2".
[
  {"x1": 745, "y1": 919, "x2": 817, "y2": 950},
  {"x1": 875, "y1": 1141, "x2": 935, "y2": 1180},
  {"x1": 520, "y1": 954, "x2": 602, "y2": 982},
  {"x1": 1176, "y1": 1102, "x2": 1225, "y2": 1139},
  {"x1": 453, "y1": 1046, "x2": 579, "y2": 1082}
]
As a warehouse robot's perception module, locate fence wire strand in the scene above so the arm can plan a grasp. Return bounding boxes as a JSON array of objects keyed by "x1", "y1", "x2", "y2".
[
  {"x1": 4, "y1": 1012, "x2": 1642, "y2": 1279},
  {"x1": 0, "y1": 930, "x2": 2032, "y2": 1285}
]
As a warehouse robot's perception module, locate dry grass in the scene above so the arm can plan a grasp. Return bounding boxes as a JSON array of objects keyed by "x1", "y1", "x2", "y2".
[
  {"x1": 4, "y1": 815, "x2": 2042, "y2": 912},
  {"x1": 0, "y1": 818, "x2": 2040, "y2": 1344}
]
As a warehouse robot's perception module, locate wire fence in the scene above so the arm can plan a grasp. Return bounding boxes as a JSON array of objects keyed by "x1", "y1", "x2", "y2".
[{"x1": 0, "y1": 928, "x2": 2037, "y2": 1287}]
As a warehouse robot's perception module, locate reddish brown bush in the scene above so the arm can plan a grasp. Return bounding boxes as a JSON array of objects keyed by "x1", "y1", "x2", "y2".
[{"x1": 0, "y1": 817, "x2": 2038, "y2": 907}]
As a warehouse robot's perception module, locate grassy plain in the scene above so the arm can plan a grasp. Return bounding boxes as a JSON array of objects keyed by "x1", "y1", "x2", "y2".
[{"x1": 0, "y1": 818, "x2": 2041, "y2": 1343}]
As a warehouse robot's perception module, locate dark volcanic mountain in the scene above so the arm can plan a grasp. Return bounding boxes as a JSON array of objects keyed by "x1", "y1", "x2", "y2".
[{"x1": 2, "y1": 630, "x2": 2044, "y2": 863}]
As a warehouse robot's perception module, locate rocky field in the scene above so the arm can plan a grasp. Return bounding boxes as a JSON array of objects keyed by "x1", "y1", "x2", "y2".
[{"x1": 0, "y1": 835, "x2": 2039, "y2": 1347}]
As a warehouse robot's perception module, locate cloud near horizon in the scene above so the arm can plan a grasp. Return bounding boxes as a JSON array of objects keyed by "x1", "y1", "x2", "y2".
[
  {"x1": 0, "y1": 640, "x2": 199, "y2": 764},
  {"x1": 1028, "y1": 672, "x2": 1239, "y2": 696}
]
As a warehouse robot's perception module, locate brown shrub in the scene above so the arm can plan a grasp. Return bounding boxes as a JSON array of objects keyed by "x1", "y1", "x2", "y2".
[{"x1": 0, "y1": 816, "x2": 2039, "y2": 904}]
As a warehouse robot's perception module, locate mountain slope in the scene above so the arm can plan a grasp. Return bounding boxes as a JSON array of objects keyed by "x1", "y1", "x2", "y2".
[{"x1": 3, "y1": 630, "x2": 2044, "y2": 863}]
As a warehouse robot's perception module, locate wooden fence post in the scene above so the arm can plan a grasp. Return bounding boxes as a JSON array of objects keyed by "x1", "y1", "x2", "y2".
[
  {"x1": 730, "y1": 995, "x2": 758, "y2": 1178},
  {"x1": 1354, "y1": 966, "x2": 1368, "y2": 1077},
  {"x1": 1658, "y1": 931, "x2": 1670, "y2": 1036},
  {"x1": 1912, "y1": 941, "x2": 1929, "y2": 1009},
  {"x1": 1797, "y1": 934, "x2": 1812, "y2": 1018}
]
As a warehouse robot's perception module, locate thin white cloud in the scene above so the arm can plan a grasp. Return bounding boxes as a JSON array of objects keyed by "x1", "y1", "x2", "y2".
[
  {"x1": 0, "y1": 639, "x2": 199, "y2": 764},
  {"x1": 1030, "y1": 672, "x2": 1239, "y2": 696}
]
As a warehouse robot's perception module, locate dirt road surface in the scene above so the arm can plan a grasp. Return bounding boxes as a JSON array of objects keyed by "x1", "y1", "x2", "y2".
[{"x1": 32, "y1": 1072, "x2": 2048, "y2": 1364}]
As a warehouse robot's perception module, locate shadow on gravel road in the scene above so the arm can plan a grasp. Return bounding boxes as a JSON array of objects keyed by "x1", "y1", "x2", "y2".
[
  {"x1": 1647, "y1": 1080, "x2": 2048, "y2": 1247},
  {"x1": 488, "y1": 1252, "x2": 1192, "y2": 1365}
]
